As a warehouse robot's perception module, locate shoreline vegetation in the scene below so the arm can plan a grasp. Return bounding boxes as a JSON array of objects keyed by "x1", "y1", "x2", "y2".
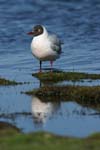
[{"x1": 0, "y1": 127, "x2": 100, "y2": 150}]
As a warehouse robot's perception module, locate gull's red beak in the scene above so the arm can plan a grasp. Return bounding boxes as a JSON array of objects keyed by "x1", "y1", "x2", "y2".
[{"x1": 27, "y1": 31, "x2": 34, "y2": 35}]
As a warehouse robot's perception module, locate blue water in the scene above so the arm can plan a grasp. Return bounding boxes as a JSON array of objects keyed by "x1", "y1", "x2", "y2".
[{"x1": 0, "y1": 0, "x2": 100, "y2": 137}]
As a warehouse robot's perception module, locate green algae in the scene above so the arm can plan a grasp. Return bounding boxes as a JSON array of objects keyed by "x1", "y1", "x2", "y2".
[{"x1": 32, "y1": 71, "x2": 100, "y2": 83}]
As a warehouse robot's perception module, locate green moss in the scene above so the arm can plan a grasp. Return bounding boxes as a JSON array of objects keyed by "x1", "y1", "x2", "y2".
[
  {"x1": 0, "y1": 131, "x2": 100, "y2": 150},
  {"x1": 32, "y1": 71, "x2": 100, "y2": 83}
]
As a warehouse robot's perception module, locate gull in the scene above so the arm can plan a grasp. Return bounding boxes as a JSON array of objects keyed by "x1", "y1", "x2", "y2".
[{"x1": 28, "y1": 25, "x2": 62, "y2": 72}]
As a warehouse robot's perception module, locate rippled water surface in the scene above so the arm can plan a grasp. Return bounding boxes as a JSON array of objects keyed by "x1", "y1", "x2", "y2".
[{"x1": 0, "y1": 0, "x2": 100, "y2": 137}]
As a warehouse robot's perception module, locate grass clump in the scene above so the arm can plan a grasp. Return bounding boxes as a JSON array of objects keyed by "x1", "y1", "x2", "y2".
[{"x1": 0, "y1": 131, "x2": 100, "y2": 150}]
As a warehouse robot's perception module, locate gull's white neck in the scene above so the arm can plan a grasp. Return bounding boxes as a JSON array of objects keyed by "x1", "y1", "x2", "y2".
[{"x1": 31, "y1": 26, "x2": 50, "y2": 56}]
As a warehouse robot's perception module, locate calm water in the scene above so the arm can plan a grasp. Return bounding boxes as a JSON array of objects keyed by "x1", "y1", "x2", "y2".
[{"x1": 0, "y1": 0, "x2": 100, "y2": 137}]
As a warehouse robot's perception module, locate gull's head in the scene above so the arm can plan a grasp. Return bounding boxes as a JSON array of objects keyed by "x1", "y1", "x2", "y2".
[{"x1": 28, "y1": 25, "x2": 46, "y2": 37}]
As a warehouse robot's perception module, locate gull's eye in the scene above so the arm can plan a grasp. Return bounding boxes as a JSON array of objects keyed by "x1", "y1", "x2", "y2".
[{"x1": 38, "y1": 28, "x2": 41, "y2": 32}]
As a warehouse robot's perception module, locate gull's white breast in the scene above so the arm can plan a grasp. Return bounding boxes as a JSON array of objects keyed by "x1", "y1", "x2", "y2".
[{"x1": 31, "y1": 34, "x2": 58, "y2": 61}]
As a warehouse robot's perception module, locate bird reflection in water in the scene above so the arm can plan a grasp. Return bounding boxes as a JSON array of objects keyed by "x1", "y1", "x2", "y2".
[{"x1": 31, "y1": 96, "x2": 60, "y2": 127}]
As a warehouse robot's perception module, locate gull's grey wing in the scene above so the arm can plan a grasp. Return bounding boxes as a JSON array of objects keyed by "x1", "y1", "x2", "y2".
[{"x1": 48, "y1": 34, "x2": 62, "y2": 54}]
